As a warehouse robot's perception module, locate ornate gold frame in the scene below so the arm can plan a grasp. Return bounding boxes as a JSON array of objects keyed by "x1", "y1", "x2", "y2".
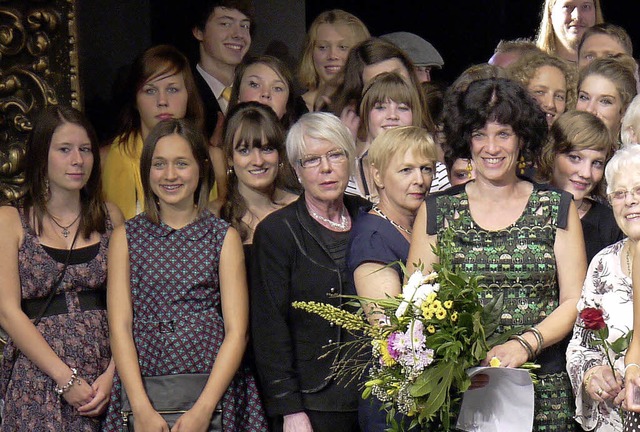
[{"x1": 0, "y1": 0, "x2": 81, "y2": 203}]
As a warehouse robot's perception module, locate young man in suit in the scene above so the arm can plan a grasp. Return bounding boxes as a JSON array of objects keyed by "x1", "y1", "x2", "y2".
[{"x1": 191, "y1": 0, "x2": 254, "y2": 138}]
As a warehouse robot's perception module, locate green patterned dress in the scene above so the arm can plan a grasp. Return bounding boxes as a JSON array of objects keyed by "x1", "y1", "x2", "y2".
[{"x1": 426, "y1": 182, "x2": 576, "y2": 432}]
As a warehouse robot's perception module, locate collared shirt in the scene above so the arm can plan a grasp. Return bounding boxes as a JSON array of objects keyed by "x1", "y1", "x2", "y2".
[{"x1": 196, "y1": 64, "x2": 229, "y2": 113}]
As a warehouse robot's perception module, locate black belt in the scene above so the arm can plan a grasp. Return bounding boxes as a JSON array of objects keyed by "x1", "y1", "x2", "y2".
[{"x1": 21, "y1": 290, "x2": 107, "y2": 319}]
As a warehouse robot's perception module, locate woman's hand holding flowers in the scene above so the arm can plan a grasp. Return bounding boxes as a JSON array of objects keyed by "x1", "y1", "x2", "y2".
[
  {"x1": 482, "y1": 335, "x2": 535, "y2": 369},
  {"x1": 584, "y1": 365, "x2": 622, "y2": 402}
]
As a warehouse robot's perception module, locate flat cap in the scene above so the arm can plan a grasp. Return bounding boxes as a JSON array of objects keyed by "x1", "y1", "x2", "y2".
[{"x1": 381, "y1": 31, "x2": 444, "y2": 68}]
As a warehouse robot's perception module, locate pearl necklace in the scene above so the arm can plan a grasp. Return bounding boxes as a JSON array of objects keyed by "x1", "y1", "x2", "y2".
[
  {"x1": 372, "y1": 205, "x2": 412, "y2": 235},
  {"x1": 48, "y1": 212, "x2": 81, "y2": 238},
  {"x1": 626, "y1": 242, "x2": 633, "y2": 276},
  {"x1": 309, "y1": 206, "x2": 349, "y2": 231}
]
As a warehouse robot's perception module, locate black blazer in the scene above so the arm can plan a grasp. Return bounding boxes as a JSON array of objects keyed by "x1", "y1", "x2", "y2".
[
  {"x1": 250, "y1": 193, "x2": 369, "y2": 417},
  {"x1": 194, "y1": 68, "x2": 222, "y2": 138}
]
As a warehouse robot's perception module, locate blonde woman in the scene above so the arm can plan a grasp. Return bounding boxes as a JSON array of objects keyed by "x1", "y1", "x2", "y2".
[{"x1": 535, "y1": 0, "x2": 603, "y2": 62}]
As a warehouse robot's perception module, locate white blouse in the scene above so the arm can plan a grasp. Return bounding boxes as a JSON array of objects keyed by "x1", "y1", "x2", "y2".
[{"x1": 566, "y1": 239, "x2": 633, "y2": 431}]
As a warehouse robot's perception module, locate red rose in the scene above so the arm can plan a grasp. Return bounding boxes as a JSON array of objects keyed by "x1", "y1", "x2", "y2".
[{"x1": 580, "y1": 307, "x2": 606, "y2": 331}]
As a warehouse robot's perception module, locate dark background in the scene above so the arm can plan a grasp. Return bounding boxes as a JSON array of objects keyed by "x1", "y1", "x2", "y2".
[
  {"x1": 305, "y1": 1, "x2": 640, "y2": 84},
  {"x1": 77, "y1": 1, "x2": 640, "y2": 142}
]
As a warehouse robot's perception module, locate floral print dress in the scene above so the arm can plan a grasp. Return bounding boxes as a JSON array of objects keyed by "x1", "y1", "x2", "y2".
[
  {"x1": 567, "y1": 240, "x2": 632, "y2": 431},
  {"x1": 0, "y1": 210, "x2": 112, "y2": 431}
]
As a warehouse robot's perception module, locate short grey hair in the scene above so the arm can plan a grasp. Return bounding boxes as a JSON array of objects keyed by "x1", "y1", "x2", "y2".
[
  {"x1": 622, "y1": 95, "x2": 640, "y2": 145},
  {"x1": 605, "y1": 144, "x2": 640, "y2": 193},
  {"x1": 286, "y1": 112, "x2": 356, "y2": 176}
]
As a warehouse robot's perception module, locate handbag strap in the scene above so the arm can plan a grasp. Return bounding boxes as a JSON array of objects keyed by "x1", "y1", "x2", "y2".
[{"x1": 31, "y1": 225, "x2": 81, "y2": 326}]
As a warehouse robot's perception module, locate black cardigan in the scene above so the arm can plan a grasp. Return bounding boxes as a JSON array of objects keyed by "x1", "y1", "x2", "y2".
[{"x1": 250, "y1": 193, "x2": 368, "y2": 417}]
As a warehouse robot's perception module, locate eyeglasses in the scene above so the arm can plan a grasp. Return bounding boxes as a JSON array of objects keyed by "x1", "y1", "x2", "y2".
[
  {"x1": 298, "y1": 149, "x2": 347, "y2": 169},
  {"x1": 608, "y1": 185, "x2": 640, "y2": 204}
]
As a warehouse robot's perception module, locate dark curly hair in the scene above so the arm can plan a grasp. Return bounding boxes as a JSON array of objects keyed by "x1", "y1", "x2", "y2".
[{"x1": 444, "y1": 78, "x2": 548, "y2": 166}]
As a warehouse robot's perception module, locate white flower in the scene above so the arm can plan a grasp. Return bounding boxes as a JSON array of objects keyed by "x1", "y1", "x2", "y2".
[
  {"x1": 396, "y1": 271, "x2": 440, "y2": 317},
  {"x1": 412, "y1": 283, "x2": 439, "y2": 308}
]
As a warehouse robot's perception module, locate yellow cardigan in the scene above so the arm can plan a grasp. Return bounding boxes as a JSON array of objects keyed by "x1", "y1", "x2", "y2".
[
  {"x1": 102, "y1": 134, "x2": 143, "y2": 220},
  {"x1": 102, "y1": 133, "x2": 218, "y2": 219}
]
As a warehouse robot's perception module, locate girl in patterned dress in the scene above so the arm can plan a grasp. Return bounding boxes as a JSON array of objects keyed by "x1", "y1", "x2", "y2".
[
  {"x1": 104, "y1": 119, "x2": 267, "y2": 431},
  {"x1": 0, "y1": 106, "x2": 124, "y2": 431}
]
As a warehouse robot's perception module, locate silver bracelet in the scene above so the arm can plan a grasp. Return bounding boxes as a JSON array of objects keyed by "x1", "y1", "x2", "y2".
[
  {"x1": 54, "y1": 367, "x2": 78, "y2": 396},
  {"x1": 525, "y1": 327, "x2": 544, "y2": 357}
]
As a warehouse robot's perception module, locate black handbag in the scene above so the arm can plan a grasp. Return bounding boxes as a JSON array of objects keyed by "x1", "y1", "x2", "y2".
[{"x1": 120, "y1": 373, "x2": 222, "y2": 431}]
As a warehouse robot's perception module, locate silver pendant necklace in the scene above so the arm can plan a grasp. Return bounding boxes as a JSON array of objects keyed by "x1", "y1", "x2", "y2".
[
  {"x1": 48, "y1": 212, "x2": 81, "y2": 238},
  {"x1": 309, "y1": 206, "x2": 349, "y2": 231},
  {"x1": 372, "y1": 205, "x2": 412, "y2": 235}
]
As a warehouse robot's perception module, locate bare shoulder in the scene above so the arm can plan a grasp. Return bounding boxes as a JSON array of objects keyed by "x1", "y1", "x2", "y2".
[
  {"x1": 223, "y1": 225, "x2": 242, "y2": 246},
  {"x1": 105, "y1": 202, "x2": 125, "y2": 227},
  {"x1": 0, "y1": 206, "x2": 23, "y2": 247},
  {"x1": 109, "y1": 223, "x2": 128, "y2": 249}
]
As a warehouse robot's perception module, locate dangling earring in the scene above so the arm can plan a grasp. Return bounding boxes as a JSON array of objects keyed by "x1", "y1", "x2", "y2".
[
  {"x1": 518, "y1": 155, "x2": 527, "y2": 176},
  {"x1": 278, "y1": 162, "x2": 284, "y2": 169},
  {"x1": 42, "y1": 179, "x2": 50, "y2": 201},
  {"x1": 466, "y1": 159, "x2": 473, "y2": 179},
  {"x1": 226, "y1": 166, "x2": 234, "y2": 176}
]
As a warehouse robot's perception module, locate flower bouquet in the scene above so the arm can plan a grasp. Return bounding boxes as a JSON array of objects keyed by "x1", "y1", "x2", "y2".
[{"x1": 293, "y1": 232, "x2": 520, "y2": 431}]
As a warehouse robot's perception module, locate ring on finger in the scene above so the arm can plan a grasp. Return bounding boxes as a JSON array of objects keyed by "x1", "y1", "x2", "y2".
[{"x1": 597, "y1": 388, "x2": 604, "y2": 397}]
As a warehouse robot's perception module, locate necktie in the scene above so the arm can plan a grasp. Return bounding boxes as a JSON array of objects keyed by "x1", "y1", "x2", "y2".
[{"x1": 221, "y1": 86, "x2": 232, "y2": 102}]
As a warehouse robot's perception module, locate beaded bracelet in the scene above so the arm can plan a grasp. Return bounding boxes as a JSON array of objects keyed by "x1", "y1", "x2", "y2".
[
  {"x1": 509, "y1": 334, "x2": 534, "y2": 361},
  {"x1": 54, "y1": 367, "x2": 78, "y2": 396},
  {"x1": 525, "y1": 327, "x2": 544, "y2": 357},
  {"x1": 624, "y1": 363, "x2": 640, "y2": 378}
]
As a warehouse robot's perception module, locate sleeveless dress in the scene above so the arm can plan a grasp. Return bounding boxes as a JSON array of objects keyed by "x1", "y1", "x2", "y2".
[
  {"x1": 102, "y1": 211, "x2": 267, "y2": 431},
  {"x1": 427, "y1": 183, "x2": 576, "y2": 432},
  {"x1": 0, "y1": 210, "x2": 112, "y2": 431}
]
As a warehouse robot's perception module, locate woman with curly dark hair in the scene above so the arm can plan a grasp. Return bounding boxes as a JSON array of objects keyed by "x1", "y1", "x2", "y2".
[{"x1": 408, "y1": 78, "x2": 586, "y2": 431}]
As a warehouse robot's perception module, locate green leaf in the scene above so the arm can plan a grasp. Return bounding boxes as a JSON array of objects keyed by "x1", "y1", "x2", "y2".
[
  {"x1": 481, "y1": 292, "x2": 504, "y2": 336},
  {"x1": 610, "y1": 330, "x2": 634, "y2": 354},
  {"x1": 409, "y1": 361, "x2": 455, "y2": 420}
]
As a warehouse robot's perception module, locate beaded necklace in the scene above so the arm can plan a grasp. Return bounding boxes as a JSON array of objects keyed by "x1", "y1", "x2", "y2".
[
  {"x1": 309, "y1": 206, "x2": 349, "y2": 231},
  {"x1": 372, "y1": 205, "x2": 412, "y2": 235}
]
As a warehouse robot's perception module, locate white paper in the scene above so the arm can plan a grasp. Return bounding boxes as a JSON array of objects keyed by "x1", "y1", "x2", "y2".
[{"x1": 456, "y1": 367, "x2": 535, "y2": 432}]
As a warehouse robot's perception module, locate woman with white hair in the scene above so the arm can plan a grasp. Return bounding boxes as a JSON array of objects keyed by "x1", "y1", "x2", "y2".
[
  {"x1": 251, "y1": 112, "x2": 369, "y2": 432},
  {"x1": 566, "y1": 144, "x2": 640, "y2": 431},
  {"x1": 622, "y1": 95, "x2": 640, "y2": 145}
]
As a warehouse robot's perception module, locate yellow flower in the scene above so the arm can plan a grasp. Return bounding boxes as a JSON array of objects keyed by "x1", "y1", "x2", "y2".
[
  {"x1": 421, "y1": 304, "x2": 434, "y2": 320},
  {"x1": 428, "y1": 299, "x2": 441, "y2": 312},
  {"x1": 444, "y1": 300, "x2": 453, "y2": 309},
  {"x1": 450, "y1": 312, "x2": 458, "y2": 322},
  {"x1": 490, "y1": 356, "x2": 501, "y2": 367},
  {"x1": 436, "y1": 307, "x2": 447, "y2": 320},
  {"x1": 427, "y1": 325, "x2": 436, "y2": 334},
  {"x1": 425, "y1": 292, "x2": 437, "y2": 304},
  {"x1": 379, "y1": 340, "x2": 396, "y2": 366}
]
